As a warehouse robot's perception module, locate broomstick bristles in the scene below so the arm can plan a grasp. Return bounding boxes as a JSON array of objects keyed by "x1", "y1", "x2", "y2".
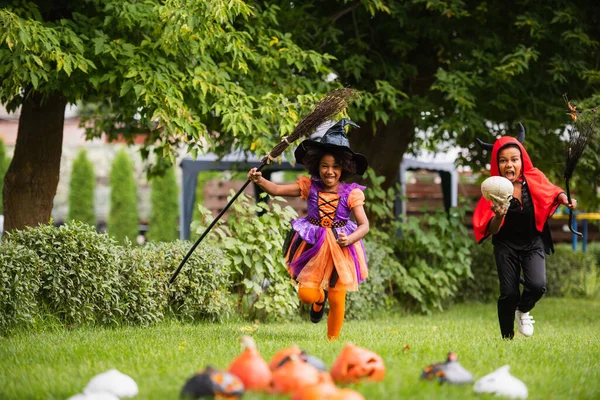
[
  {"x1": 263, "y1": 88, "x2": 359, "y2": 162},
  {"x1": 562, "y1": 95, "x2": 598, "y2": 180}
]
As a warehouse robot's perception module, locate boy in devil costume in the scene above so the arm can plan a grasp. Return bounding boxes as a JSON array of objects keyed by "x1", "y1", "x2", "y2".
[
  {"x1": 472, "y1": 124, "x2": 577, "y2": 339},
  {"x1": 248, "y1": 119, "x2": 369, "y2": 341}
]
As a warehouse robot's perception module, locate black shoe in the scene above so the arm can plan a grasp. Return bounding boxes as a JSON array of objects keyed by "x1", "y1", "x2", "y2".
[{"x1": 310, "y1": 290, "x2": 328, "y2": 323}]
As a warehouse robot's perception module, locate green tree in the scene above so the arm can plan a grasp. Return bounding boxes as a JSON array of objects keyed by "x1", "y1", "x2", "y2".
[
  {"x1": 273, "y1": 0, "x2": 600, "y2": 207},
  {"x1": 0, "y1": 1, "x2": 333, "y2": 232},
  {"x1": 3, "y1": 1, "x2": 600, "y2": 234},
  {"x1": 146, "y1": 166, "x2": 179, "y2": 242},
  {"x1": 0, "y1": 138, "x2": 9, "y2": 215},
  {"x1": 67, "y1": 149, "x2": 96, "y2": 226},
  {"x1": 108, "y1": 149, "x2": 139, "y2": 243}
]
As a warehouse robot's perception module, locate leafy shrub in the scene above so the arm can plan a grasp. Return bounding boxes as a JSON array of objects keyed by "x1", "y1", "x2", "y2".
[
  {"x1": 345, "y1": 241, "x2": 397, "y2": 320},
  {"x1": 153, "y1": 241, "x2": 233, "y2": 322},
  {"x1": 4, "y1": 221, "x2": 124, "y2": 326},
  {"x1": 362, "y1": 168, "x2": 473, "y2": 313},
  {"x1": 546, "y1": 244, "x2": 599, "y2": 298},
  {"x1": 0, "y1": 242, "x2": 41, "y2": 335},
  {"x1": 192, "y1": 191, "x2": 298, "y2": 321},
  {"x1": 117, "y1": 244, "x2": 169, "y2": 325},
  {"x1": 454, "y1": 239, "x2": 498, "y2": 303},
  {"x1": 67, "y1": 149, "x2": 96, "y2": 226},
  {"x1": 392, "y1": 207, "x2": 473, "y2": 313},
  {"x1": 1, "y1": 222, "x2": 232, "y2": 330},
  {"x1": 108, "y1": 149, "x2": 139, "y2": 243},
  {"x1": 146, "y1": 166, "x2": 179, "y2": 242},
  {"x1": 587, "y1": 242, "x2": 600, "y2": 268}
]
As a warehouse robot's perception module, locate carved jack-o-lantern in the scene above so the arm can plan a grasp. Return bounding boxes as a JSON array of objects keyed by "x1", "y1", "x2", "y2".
[
  {"x1": 180, "y1": 366, "x2": 244, "y2": 399},
  {"x1": 330, "y1": 343, "x2": 386, "y2": 384}
]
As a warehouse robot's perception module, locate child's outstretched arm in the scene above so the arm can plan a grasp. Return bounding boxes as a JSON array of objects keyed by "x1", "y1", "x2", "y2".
[
  {"x1": 337, "y1": 204, "x2": 369, "y2": 247},
  {"x1": 247, "y1": 168, "x2": 301, "y2": 197}
]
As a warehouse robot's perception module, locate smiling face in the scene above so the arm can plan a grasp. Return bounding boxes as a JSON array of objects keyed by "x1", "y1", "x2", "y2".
[
  {"x1": 319, "y1": 154, "x2": 342, "y2": 190},
  {"x1": 497, "y1": 146, "x2": 522, "y2": 182}
]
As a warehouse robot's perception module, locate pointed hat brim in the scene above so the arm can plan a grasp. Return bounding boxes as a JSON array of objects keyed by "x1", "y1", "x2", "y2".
[{"x1": 294, "y1": 140, "x2": 369, "y2": 176}]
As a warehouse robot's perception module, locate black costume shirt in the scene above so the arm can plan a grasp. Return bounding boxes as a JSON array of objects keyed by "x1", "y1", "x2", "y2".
[{"x1": 492, "y1": 181, "x2": 539, "y2": 248}]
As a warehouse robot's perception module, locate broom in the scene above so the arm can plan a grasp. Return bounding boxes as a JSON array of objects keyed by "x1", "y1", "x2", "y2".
[
  {"x1": 562, "y1": 94, "x2": 597, "y2": 237},
  {"x1": 169, "y1": 88, "x2": 359, "y2": 284}
]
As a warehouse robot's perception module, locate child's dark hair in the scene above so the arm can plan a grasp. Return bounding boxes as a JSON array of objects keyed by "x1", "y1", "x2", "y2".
[{"x1": 303, "y1": 147, "x2": 357, "y2": 182}]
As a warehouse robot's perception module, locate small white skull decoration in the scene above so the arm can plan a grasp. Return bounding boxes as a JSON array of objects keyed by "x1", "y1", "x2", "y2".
[{"x1": 481, "y1": 176, "x2": 514, "y2": 208}]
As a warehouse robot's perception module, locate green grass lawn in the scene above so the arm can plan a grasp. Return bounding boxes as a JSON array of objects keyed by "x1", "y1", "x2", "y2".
[{"x1": 1, "y1": 297, "x2": 599, "y2": 399}]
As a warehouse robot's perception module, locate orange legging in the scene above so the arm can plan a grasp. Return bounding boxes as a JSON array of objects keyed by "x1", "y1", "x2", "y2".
[{"x1": 298, "y1": 281, "x2": 347, "y2": 340}]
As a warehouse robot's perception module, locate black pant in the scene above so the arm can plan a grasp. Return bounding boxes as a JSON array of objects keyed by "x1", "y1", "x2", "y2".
[{"x1": 493, "y1": 236, "x2": 547, "y2": 339}]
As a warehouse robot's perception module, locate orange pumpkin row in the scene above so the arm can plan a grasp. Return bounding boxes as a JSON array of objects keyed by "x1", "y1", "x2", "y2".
[{"x1": 226, "y1": 336, "x2": 385, "y2": 398}]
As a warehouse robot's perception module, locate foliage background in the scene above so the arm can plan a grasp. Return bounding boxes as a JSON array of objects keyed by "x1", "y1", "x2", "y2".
[
  {"x1": 108, "y1": 148, "x2": 139, "y2": 243},
  {"x1": 146, "y1": 166, "x2": 179, "y2": 242},
  {"x1": 67, "y1": 149, "x2": 96, "y2": 226}
]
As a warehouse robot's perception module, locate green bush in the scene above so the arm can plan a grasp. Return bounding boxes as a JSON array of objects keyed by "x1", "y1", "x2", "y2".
[
  {"x1": 117, "y1": 244, "x2": 169, "y2": 325},
  {"x1": 362, "y1": 168, "x2": 473, "y2": 314},
  {"x1": 393, "y1": 207, "x2": 473, "y2": 313},
  {"x1": 0, "y1": 242, "x2": 41, "y2": 335},
  {"x1": 118, "y1": 241, "x2": 232, "y2": 324},
  {"x1": 454, "y1": 239, "x2": 498, "y2": 303},
  {"x1": 587, "y1": 241, "x2": 600, "y2": 268},
  {"x1": 67, "y1": 149, "x2": 96, "y2": 226},
  {"x1": 108, "y1": 149, "x2": 139, "y2": 243},
  {"x1": 4, "y1": 221, "x2": 124, "y2": 326},
  {"x1": 0, "y1": 222, "x2": 232, "y2": 331},
  {"x1": 146, "y1": 166, "x2": 179, "y2": 242},
  {"x1": 153, "y1": 241, "x2": 233, "y2": 322},
  {"x1": 546, "y1": 243, "x2": 599, "y2": 298},
  {"x1": 345, "y1": 241, "x2": 397, "y2": 320},
  {"x1": 192, "y1": 191, "x2": 298, "y2": 321}
]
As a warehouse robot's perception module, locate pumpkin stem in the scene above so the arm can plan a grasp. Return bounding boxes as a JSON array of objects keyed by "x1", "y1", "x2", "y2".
[{"x1": 240, "y1": 335, "x2": 257, "y2": 350}]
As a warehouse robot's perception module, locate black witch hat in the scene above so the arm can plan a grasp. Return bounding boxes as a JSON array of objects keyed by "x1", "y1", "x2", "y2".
[{"x1": 294, "y1": 118, "x2": 368, "y2": 175}]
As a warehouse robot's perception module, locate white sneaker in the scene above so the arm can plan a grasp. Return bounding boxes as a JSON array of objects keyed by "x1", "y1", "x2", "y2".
[{"x1": 516, "y1": 310, "x2": 535, "y2": 337}]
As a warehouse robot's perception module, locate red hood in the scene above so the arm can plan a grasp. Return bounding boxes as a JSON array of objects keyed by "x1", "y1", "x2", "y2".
[{"x1": 472, "y1": 136, "x2": 564, "y2": 242}]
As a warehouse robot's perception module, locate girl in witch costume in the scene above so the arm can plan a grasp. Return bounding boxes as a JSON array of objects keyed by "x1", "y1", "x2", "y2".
[
  {"x1": 248, "y1": 119, "x2": 369, "y2": 341},
  {"x1": 472, "y1": 124, "x2": 577, "y2": 339}
]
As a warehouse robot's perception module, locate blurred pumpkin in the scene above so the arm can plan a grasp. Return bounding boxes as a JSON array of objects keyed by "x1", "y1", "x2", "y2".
[
  {"x1": 291, "y1": 372, "x2": 339, "y2": 400},
  {"x1": 270, "y1": 355, "x2": 321, "y2": 394},
  {"x1": 330, "y1": 343, "x2": 385, "y2": 384},
  {"x1": 268, "y1": 345, "x2": 303, "y2": 370},
  {"x1": 333, "y1": 388, "x2": 366, "y2": 400},
  {"x1": 227, "y1": 336, "x2": 271, "y2": 392},
  {"x1": 180, "y1": 366, "x2": 244, "y2": 399},
  {"x1": 269, "y1": 345, "x2": 327, "y2": 372}
]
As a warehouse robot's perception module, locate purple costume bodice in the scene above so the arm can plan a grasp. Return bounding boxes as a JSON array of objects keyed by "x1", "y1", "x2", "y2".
[{"x1": 291, "y1": 179, "x2": 366, "y2": 245}]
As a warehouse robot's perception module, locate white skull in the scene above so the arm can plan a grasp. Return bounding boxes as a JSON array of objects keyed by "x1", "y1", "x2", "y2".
[{"x1": 481, "y1": 176, "x2": 514, "y2": 208}]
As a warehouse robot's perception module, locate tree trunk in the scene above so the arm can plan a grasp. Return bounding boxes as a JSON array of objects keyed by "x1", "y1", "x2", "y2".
[
  {"x1": 3, "y1": 92, "x2": 67, "y2": 232},
  {"x1": 350, "y1": 117, "x2": 416, "y2": 190}
]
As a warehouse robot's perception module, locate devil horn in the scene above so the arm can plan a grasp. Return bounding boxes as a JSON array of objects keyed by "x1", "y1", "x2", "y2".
[
  {"x1": 476, "y1": 138, "x2": 494, "y2": 151},
  {"x1": 516, "y1": 123, "x2": 525, "y2": 143}
]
